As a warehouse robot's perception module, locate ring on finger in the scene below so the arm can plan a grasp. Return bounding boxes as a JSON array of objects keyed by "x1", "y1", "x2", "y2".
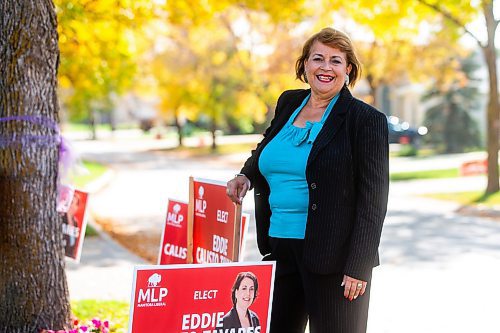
[{"x1": 356, "y1": 283, "x2": 363, "y2": 289}]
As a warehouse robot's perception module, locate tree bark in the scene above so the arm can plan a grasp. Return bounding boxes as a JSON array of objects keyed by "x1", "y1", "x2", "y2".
[
  {"x1": 174, "y1": 109, "x2": 184, "y2": 147},
  {"x1": 0, "y1": 1, "x2": 71, "y2": 332},
  {"x1": 482, "y1": 1, "x2": 499, "y2": 193},
  {"x1": 89, "y1": 108, "x2": 97, "y2": 140},
  {"x1": 365, "y1": 74, "x2": 378, "y2": 109},
  {"x1": 211, "y1": 115, "x2": 217, "y2": 151}
]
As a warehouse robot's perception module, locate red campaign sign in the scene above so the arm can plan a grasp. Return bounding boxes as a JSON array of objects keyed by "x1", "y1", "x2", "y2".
[
  {"x1": 158, "y1": 199, "x2": 189, "y2": 265},
  {"x1": 129, "y1": 262, "x2": 275, "y2": 333},
  {"x1": 239, "y1": 213, "x2": 250, "y2": 261},
  {"x1": 57, "y1": 185, "x2": 89, "y2": 262},
  {"x1": 191, "y1": 178, "x2": 241, "y2": 264}
]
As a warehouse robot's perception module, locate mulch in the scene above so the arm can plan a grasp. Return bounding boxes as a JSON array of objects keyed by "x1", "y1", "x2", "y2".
[{"x1": 95, "y1": 217, "x2": 160, "y2": 264}]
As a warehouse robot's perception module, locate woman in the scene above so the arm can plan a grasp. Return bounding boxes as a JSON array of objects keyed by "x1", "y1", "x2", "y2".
[
  {"x1": 222, "y1": 272, "x2": 261, "y2": 330},
  {"x1": 226, "y1": 28, "x2": 389, "y2": 333},
  {"x1": 62, "y1": 193, "x2": 81, "y2": 258}
]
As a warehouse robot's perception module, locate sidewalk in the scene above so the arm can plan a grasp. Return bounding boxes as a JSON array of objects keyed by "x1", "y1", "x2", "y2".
[
  {"x1": 65, "y1": 163, "x2": 147, "y2": 302},
  {"x1": 65, "y1": 221, "x2": 146, "y2": 301}
]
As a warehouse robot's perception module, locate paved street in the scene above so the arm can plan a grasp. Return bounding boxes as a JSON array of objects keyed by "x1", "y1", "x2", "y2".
[
  {"x1": 371, "y1": 189, "x2": 500, "y2": 332},
  {"x1": 66, "y1": 135, "x2": 500, "y2": 332}
]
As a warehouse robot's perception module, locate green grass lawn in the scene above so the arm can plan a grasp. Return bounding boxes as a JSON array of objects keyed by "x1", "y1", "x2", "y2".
[
  {"x1": 71, "y1": 161, "x2": 108, "y2": 237},
  {"x1": 390, "y1": 168, "x2": 460, "y2": 181},
  {"x1": 424, "y1": 191, "x2": 500, "y2": 207},
  {"x1": 72, "y1": 300, "x2": 129, "y2": 333},
  {"x1": 62, "y1": 123, "x2": 139, "y2": 133},
  {"x1": 73, "y1": 161, "x2": 108, "y2": 189},
  {"x1": 167, "y1": 142, "x2": 256, "y2": 157}
]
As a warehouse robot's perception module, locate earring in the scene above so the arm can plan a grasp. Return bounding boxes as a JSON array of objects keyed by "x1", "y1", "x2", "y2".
[{"x1": 345, "y1": 74, "x2": 350, "y2": 86}]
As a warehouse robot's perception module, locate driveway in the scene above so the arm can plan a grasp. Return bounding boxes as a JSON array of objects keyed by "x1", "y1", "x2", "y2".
[{"x1": 72, "y1": 136, "x2": 500, "y2": 332}]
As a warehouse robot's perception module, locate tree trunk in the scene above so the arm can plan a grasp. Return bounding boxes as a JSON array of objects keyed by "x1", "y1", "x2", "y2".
[
  {"x1": 0, "y1": 1, "x2": 71, "y2": 332},
  {"x1": 174, "y1": 109, "x2": 184, "y2": 147},
  {"x1": 365, "y1": 74, "x2": 378, "y2": 109},
  {"x1": 211, "y1": 117, "x2": 217, "y2": 151},
  {"x1": 482, "y1": 1, "x2": 499, "y2": 194},
  {"x1": 211, "y1": 107, "x2": 217, "y2": 152},
  {"x1": 89, "y1": 108, "x2": 97, "y2": 140}
]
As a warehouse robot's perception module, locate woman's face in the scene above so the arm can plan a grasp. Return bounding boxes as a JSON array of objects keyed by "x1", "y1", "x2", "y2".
[
  {"x1": 235, "y1": 277, "x2": 255, "y2": 309},
  {"x1": 304, "y1": 41, "x2": 351, "y2": 99},
  {"x1": 68, "y1": 196, "x2": 80, "y2": 215}
]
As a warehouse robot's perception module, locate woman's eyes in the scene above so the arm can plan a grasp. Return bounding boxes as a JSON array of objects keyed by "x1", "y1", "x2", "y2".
[{"x1": 312, "y1": 58, "x2": 342, "y2": 65}]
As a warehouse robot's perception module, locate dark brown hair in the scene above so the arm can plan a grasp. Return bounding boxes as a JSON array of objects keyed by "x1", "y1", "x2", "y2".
[
  {"x1": 231, "y1": 271, "x2": 258, "y2": 307},
  {"x1": 295, "y1": 27, "x2": 361, "y2": 88}
]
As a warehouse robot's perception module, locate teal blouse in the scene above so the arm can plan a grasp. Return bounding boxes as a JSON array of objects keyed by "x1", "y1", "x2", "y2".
[{"x1": 258, "y1": 93, "x2": 339, "y2": 239}]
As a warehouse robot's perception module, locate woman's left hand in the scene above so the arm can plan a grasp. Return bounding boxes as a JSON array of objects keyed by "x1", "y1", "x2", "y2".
[
  {"x1": 341, "y1": 275, "x2": 367, "y2": 301},
  {"x1": 226, "y1": 174, "x2": 251, "y2": 205}
]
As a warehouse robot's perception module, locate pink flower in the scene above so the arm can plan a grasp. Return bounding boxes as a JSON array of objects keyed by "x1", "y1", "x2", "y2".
[
  {"x1": 103, "y1": 321, "x2": 109, "y2": 329},
  {"x1": 80, "y1": 326, "x2": 88, "y2": 332},
  {"x1": 91, "y1": 318, "x2": 101, "y2": 328}
]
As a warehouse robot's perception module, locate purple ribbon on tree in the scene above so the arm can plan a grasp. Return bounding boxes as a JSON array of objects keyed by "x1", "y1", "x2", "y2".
[
  {"x1": 0, "y1": 115, "x2": 76, "y2": 179},
  {"x1": 0, "y1": 115, "x2": 60, "y2": 146}
]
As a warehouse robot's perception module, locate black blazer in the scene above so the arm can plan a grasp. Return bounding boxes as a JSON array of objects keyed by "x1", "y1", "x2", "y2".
[
  {"x1": 222, "y1": 307, "x2": 260, "y2": 329},
  {"x1": 240, "y1": 86, "x2": 389, "y2": 281}
]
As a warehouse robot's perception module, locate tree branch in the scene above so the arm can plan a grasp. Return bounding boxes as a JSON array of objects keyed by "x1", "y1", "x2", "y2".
[{"x1": 416, "y1": 0, "x2": 484, "y2": 48}]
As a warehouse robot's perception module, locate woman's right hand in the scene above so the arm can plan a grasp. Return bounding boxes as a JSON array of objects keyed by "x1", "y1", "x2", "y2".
[{"x1": 226, "y1": 174, "x2": 251, "y2": 205}]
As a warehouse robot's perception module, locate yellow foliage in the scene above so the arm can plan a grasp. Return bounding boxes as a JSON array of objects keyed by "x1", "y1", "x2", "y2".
[
  {"x1": 53, "y1": 0, "x2": 484, "y2": 131},
  {"x1": 55, "y1": 0, "x2": 156, "y2": 119},
  {"x1": 235, "y1": 92, "x2": 267, "y2": 123}
]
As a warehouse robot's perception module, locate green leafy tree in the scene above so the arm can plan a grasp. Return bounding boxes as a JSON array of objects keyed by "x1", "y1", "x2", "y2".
[
  {"x1": 423, "y1": 54, "x2": 482, "y2": 153},
  {"x1": 416, "y1": 0, "x2": 499, "y2": 193}
]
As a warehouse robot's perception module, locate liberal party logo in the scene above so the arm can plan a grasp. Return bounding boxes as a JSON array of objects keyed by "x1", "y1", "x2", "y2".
[
  {"x1": 167, "y1": 203, "x2": 184, "y2": 228},
  {"x1": 137, "y1": 273, "x2": 168, "y2": 308},
  {"x1": 195, "y1": 185, "x2": 207, "y2": 218}
]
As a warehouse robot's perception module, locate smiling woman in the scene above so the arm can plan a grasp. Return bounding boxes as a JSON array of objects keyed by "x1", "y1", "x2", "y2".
[
  {"x1": 222, "y1": 272, "x2": 260, "y2": 331},
  {"x1": 226, "y1": 27, "x2": 389, "y2": 333}
]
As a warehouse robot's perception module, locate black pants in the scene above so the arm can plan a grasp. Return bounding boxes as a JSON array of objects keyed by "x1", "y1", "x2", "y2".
[{"x1": 264, "y1": 237, "x2": 372, "y2": 333}]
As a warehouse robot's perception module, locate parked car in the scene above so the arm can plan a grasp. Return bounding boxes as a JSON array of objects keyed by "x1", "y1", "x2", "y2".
[{"x1": 387, "y1": 116, "x2": 427, "y2": 146}]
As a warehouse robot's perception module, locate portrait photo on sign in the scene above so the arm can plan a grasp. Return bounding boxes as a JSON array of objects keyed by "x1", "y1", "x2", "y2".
[
  {"x1": 222, "y1": 271, "x2": 261, "y2": 332},
  {"x1": 58, "y1": 186, "x2": 89, "y2": 261},
  {"x1": 128, "y1": 262, "x2": 275, "y2": 333}
]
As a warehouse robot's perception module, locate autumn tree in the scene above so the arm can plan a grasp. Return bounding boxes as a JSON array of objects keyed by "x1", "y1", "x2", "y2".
[
  {"x1": 0, "y1": 1, "x2": 71, "y2": 332},
  {"x1": 151, "y1": 0, "x2": 310, "y2": 148},
  {"x1": 416, "y1": 0, "x2": 499, "y2": 193},
  {"x1": 55, "y1": 0, "x2": 154, "y2": 138}
]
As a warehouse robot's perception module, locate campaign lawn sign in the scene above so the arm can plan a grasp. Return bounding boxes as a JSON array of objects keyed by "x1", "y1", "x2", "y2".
[
  {"x1": 188, "y1": 177, "x2": 242, "y2": 264},
  {"x1": 239, "y1": 213, "x2": 250, "y2": 261},
  {"x1": 158, "y1": 199, "x2": 189, "y2": 264},
  {"x1": 57, "y1": 185, "x2": 89, "y2": 262},
  {"x1": 128, "y1": 262, "x2": 275, "y2": 333}
]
